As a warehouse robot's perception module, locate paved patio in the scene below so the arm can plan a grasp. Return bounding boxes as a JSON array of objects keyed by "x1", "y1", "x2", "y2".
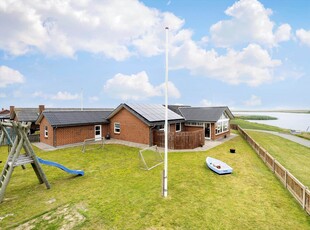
[{"x1": 33, "y1": 133, "x2": 237, "y2": 152}]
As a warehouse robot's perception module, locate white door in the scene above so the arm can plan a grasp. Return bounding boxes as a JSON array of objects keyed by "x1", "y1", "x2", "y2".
[{"x1": 94, "y1": 125, "x2": 101, "y2": 140}]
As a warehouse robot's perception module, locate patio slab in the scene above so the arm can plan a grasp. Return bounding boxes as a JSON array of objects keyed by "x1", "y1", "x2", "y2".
[{"x1": 32, "y1": 133, "x2": 237, "y2": 152}]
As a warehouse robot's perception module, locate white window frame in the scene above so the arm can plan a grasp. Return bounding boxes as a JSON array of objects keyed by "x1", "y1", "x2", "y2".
[
  {"x1": 215, "y1": 112, "x2": 229, "y2": 135},
  {"x1": 114, "y1": 122, "x2": 121, "y2": 134},
  {"x1": 176, "y1": 123, "x2": 181, "y2": 132},
  {"x1": 95, "y1": 125, "x2": 102, "y2": 140},
  {"x1": 184, "y1": 122, "x2": 204, "y2": 127},
  {"x1": 44, "y1": 126, "x2": 48, "y2": 138}
]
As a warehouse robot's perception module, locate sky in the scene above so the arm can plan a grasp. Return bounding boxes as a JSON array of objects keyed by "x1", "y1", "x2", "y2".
[{"x1": 0, "y1": 0, "x2": 310, "y2": 110}]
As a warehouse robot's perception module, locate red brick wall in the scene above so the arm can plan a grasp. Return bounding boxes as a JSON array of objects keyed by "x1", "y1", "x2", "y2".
[
  {"x1": 211, "y1": 123, "x2": 230, "y2": 140},
  {"x1": 39, "y1": 116, "x2": 109, "y2": 147},
  {"x1": 39, "y1": 117, "x2": 54, "y2": 146},
  {"x1": 109, "y1": 108, "x2": 150, "y2": 145},
  {"x1": 184, "y1": 126, "x2": 203, "y2": 132}
]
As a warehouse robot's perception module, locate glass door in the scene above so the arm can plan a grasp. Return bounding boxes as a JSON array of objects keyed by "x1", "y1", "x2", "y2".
[
  {"x1": 204, "y1": 123, "x2": 211, "y2": 139},
  {"x1": 94, "y1": 125, "x2": 101, "y2": 140}
]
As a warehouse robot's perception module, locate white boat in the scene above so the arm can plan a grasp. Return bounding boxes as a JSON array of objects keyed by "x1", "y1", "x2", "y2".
[{"x1": 206, "y1": 157, "x2": 233, "y2": 175}]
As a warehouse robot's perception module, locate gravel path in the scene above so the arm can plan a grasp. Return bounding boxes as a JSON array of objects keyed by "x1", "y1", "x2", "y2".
[{"x1": 245, "y1": 129, "x2": 310, "y2": 148}]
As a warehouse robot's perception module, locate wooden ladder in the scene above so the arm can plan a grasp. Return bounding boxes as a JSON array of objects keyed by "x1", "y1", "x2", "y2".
[{"x1": 0, "y1": 121, "x2": 50, "y2": 203}]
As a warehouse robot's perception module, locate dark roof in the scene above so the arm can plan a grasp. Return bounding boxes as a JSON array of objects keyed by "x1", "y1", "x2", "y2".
[
  {"x1": 11, "y1": 107, "x2": 113, "y2": 123},
  {"x1": 13, "y1": 108, "x2": 40, "y2": 122},
  {"x1": 38, "y1": 110, "x2": 113, "y2": 127},
  {"x1": 44, "y1": 108, "x2": 114, "y2": 111},
  {"x1": 107, "y1": 103, "x2": 184, "y2": 126},
  {"x1": 0, "y1": 110, "x2": 10, "y2": 120},
  {"x1": 179, "y1": 107, "x2": 234, "y2": 122},
  {"x1": 168, "y1": 105, "x2": 191, "y2": 116}
]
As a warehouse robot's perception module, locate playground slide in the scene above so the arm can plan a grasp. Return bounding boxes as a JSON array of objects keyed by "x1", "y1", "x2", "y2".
[{"x1": 37, "y1": 157, "x2": 84, "y2": 176}]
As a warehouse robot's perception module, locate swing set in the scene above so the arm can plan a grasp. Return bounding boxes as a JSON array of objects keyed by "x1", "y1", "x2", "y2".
[{"x1": 0, "y1": 121, "x2": 50, "y2": 203}]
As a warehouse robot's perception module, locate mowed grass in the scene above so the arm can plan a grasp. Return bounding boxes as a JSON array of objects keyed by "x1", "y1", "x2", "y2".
[
  {"x1": 0, "y1": 135, "x2": 309, "y2": 229},
  {"x1": 247, "y1": 130, "x2": 310, "y2": 187}
]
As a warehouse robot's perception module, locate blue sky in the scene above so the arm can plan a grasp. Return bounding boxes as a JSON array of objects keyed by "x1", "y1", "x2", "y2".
[{"x1": 0, "y1": 0, "x2": 309, "y2": 110}]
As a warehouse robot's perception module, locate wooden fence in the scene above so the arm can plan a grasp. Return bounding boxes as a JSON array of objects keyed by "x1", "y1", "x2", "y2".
[
  {"x1": 153, "y1": 129, "x2": 204, "y2": 149},
  {"x1": 0, "y1": 131, "x2": 40, "y2": 145},
  {"x1": 232, "y1": 125, "x2": 310, "y2": 215},
  {"x1": 28, "y1": 134, "x2": 40, "y2": 142}
]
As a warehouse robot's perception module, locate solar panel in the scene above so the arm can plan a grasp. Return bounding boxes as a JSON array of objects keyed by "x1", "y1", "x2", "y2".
[{"x1": 127, "y1": 103, "x2": 183, "y2": 122}]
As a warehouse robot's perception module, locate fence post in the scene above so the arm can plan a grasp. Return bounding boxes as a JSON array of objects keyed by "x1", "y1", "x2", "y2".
[
  {"x1": 285, "y1": 170, "x2": 287, "y2": 188},
  {"x1": 303, "y1": 186, "x2": 307, "y2": 210}
]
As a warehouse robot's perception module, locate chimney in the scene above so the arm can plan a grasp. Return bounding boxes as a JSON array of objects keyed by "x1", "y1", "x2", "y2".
[
  {"x1": 10, "y1": 106, "x2": 15, "y2": 119},
  {"x1": 39, "y1": 105, "x2": 45, "y2": 114}
]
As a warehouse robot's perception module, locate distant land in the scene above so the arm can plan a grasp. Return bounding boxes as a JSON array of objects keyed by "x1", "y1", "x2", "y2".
[{"x1": 232, "y1": 110, "x2": 310, "y2": 114}]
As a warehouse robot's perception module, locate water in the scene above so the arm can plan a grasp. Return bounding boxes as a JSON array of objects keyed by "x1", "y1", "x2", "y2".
[{"x1": 233, "y1": 112, "x2": 310, "y2": 132}]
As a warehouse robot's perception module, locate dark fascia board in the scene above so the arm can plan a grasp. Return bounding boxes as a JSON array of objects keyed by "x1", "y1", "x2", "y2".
[
  {"x1": 35, "y1": 112, "x2": 44, "y2": 125},
  {"x1": 225, "y1": 107, "x2": 234, "y2": 119},
  {"x1": 184, "y1": 119, "x2": 216, "y2": 123},
  {"x1": 36, "y1": 111, "x2": 110, "y2": 126},
  {"x1": 50, "y1": 121, "x2": 109, "y2": 128}
]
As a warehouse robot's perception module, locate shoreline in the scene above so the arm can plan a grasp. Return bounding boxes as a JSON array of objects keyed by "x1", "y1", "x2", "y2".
[{"x1": 232, "y1": 110, "x2": 310, "y2": 114}]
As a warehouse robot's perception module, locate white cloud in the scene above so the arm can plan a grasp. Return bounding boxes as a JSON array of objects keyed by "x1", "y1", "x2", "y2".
[
  {"x1": 0, "y1": 0, "x2": 184, "y2": 60},
  {"x1": 51, "y1": 91, "x2": 80, "y2": 100},
  {"x1": 170, "y1": 40, "x2": 281, "y2": 86},
  {"x1": 0, "y1": 93, "x2": 6, "y2": 98},
  {"x1": 32, "y1": 91, "x2": 49, "y2": 99},
  {"x1": 33, "y1": 91, "x2": 79, "y2": 100},
  {"x1": 157, "y1": 81, "x2": 181, "y2": 99},
  {"x1": 244, "y1": 95, "x2": 262, "y2": 106},
  {"x1": 89, "y1": 96, "x2": 99, "y2": 103},
  {"x1": 103, "y1": 71, "x2": 180, "y2": 100},
  {"x1": 210, "y1": 0, "x2": 291, "y2": 47},
  {"x1": 0, "y1": 0, "x2": 288, "y2": 88},
  {"x1": 275, "y1": 24, "x2": 291, "y2": 43},
  {"x1": 0, "y1": 66, "x2": 25, "y2": 87},
  {"x1": 296, "y1": 29, "x2": 310, "y2": 47},
  {"x1": 200, "y1": 99, "x2": 213, "y2": 107}
]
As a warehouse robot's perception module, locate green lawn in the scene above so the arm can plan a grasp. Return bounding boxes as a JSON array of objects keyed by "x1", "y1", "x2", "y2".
[
  {"x1": 246, "y1": 130, "x2": 310, "y2": 187},
  {"x1": 231, "y1": 118, "x2": 310, "y2": 140},
  {"x1": 0, "y1": 135, "x2": 309, "y2": 229}
]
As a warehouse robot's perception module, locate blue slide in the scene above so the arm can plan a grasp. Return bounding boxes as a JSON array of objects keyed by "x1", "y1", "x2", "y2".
[{"x1": 37, "y1": 157, "x2": 84, "y2": 176}]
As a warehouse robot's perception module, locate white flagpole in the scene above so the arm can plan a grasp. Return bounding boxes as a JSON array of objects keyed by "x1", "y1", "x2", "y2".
[
  {"x1": 81, "y1": 88, "x2": 84, "y2": 111},
  {"x1": 163, "y1": 26, "x2": 169, "y2": 197}
]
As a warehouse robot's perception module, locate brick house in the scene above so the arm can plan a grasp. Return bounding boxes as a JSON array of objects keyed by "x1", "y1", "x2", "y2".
[
  {"x1": 36, "y1": 110, "x2": 113, "y2": 147},
  {"x1": 36, "y1": 103, "x2": 234, "y2": 149},
  {"x1": 0, "y1": 109, "x2": 10, "y2": 121},
  {"x1": 10, "y1": 105, "x2": 45, "y2": 133},
  {"x1": 170, "y1": 106, "x2": 234, "y2": 141},
  {"x1": 106, "y1": 103, "x2": 185, "y2": 146}
]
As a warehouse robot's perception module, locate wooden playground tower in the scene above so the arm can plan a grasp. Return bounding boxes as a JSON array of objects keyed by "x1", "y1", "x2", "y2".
[{"x1": 0, "y1": 121, "x2": 50, "y2": 203}]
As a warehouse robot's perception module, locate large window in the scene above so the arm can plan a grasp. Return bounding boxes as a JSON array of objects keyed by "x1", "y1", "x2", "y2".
[
  {"x1": 114, "y1": 122, "x2": 121, "y2": 134},
  {"x1": 44, "y1": 126, "x2": 48, "y2": 137},
  {"x1": 215, "y1": 112, "x2": 229, "y2": 135}
]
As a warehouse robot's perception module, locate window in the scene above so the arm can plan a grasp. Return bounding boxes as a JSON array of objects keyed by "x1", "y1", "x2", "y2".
[
  {"x1": 215, "y1": 112, "x2": 230, "y2": 135},
  {"x1": 44, "y1": 126, "x2": 48, "y2": 137},
  {"x1": 95, "y1": 125, "x2": 101, "y2": 136},
  {"x1": 176, "y1": 123, "x2": 181, "y2": 132},
  {"x1": 185, "y1": 122, "x2": 203, "y2": 127},
  {"x1": 114, "y1": 123, "x2": 121, "y2": 134},
  {"x1": 156, "y1": 124, "x2": 164, "y2": 131}
]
